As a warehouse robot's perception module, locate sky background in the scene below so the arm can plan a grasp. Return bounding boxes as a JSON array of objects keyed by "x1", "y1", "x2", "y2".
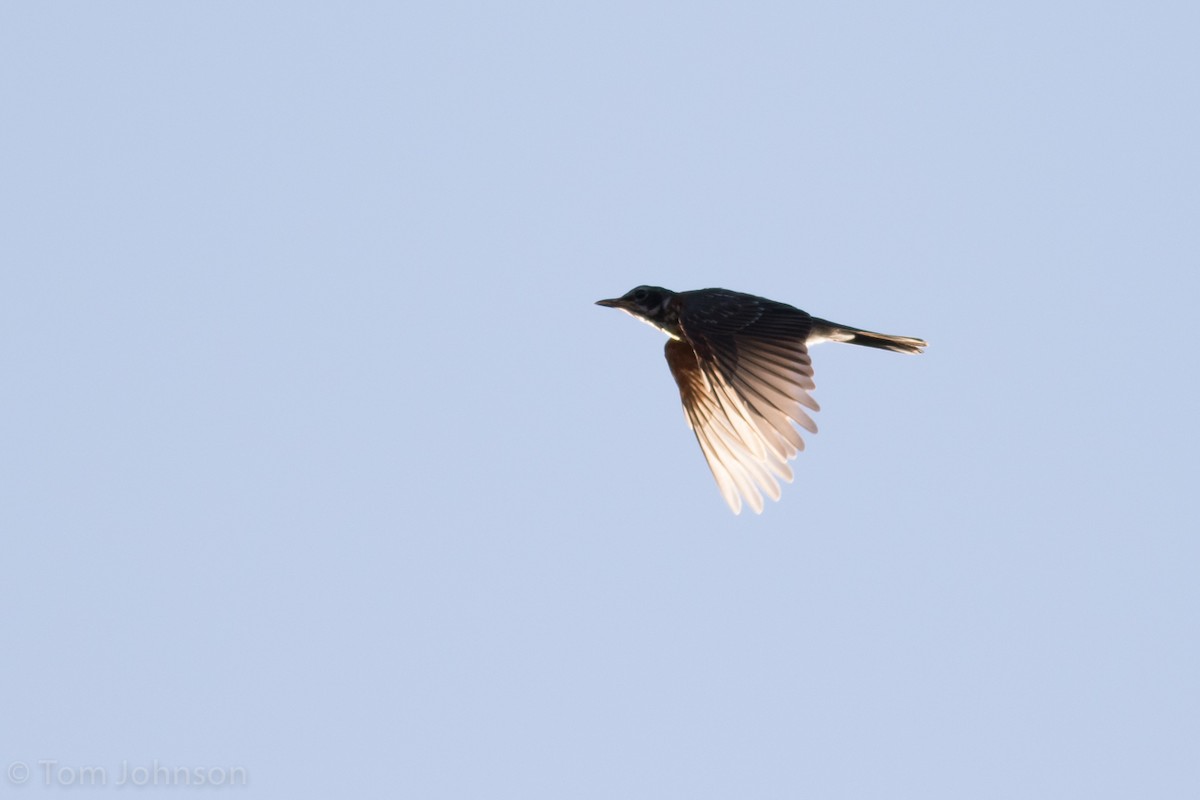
[{"x1": 2, "y1": 2, "x2": 1198, "y2": 797}]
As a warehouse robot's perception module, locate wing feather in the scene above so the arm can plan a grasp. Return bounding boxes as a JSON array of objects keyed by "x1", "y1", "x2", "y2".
[
  {"x1": 662, "y1": 292, "x2": 830, "y2": 513},
  {"x1": 662, "y1": 290, "x2": 823, "y2": 513}
]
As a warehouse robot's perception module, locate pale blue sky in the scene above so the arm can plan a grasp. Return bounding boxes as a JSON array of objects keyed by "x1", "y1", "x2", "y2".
[{"x1": 2, "y1": 2, "x2": 1197, "y2": 798}]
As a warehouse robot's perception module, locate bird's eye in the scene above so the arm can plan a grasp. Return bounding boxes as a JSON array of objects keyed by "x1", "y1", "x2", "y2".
[{"x1": 633, "y1": 289, "x2": 648, "y2": 302}]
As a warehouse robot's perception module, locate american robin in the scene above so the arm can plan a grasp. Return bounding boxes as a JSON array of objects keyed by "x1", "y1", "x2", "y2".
[{"x1": 596, "y1": 285, "x2": 927, "y2": 514}]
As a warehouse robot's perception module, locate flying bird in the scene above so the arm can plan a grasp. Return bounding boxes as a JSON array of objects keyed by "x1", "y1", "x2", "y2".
[{"x1": 596, "y1": 286, "x2": 926, "y2": 514}]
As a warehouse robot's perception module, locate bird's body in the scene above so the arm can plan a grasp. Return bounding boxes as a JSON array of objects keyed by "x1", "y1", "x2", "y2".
[{"x1": 596, "y1": 286, "x2": 926, "y2": 514}]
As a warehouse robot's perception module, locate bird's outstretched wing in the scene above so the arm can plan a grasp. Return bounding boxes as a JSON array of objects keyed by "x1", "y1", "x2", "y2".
[{"x1": 664, "y1": 291, "x2": 820, "y2": 514}]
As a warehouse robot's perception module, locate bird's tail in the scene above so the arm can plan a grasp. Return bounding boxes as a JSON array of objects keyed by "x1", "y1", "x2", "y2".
[{"x1": 810, "y1": 318, "x2": 927, "y2": 355}]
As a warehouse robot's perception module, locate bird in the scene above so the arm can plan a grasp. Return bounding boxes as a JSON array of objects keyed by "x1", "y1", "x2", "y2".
[{"x1": 596, "y1": 285, "x2": 926, "y2": 514}]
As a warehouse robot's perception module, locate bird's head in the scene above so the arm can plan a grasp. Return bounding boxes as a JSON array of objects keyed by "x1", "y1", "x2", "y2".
[
  {"x1": 595, "y1": 285, "x2": 673, "y2": 320},
  {"x1": 595, "y1": 285, "x2": 681, "y2": 338}
]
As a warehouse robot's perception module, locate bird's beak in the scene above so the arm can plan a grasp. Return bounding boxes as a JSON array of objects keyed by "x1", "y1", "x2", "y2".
[{"x1": 595, "y1": 297, "x2": 624, "y2": 309}]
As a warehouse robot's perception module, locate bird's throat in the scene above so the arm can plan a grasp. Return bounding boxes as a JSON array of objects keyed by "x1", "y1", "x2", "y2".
[{"x1": 620, "y1": 308, "x2": 682, "y2": 340}]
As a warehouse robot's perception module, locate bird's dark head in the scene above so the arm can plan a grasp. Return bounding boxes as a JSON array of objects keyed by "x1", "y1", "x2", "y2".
[
  {"x1": 595, "y1": 285, "x2": 681, "y2": 338},
  {"x1": 595, "y1": 285, "x2": 673, "y2": 320}
]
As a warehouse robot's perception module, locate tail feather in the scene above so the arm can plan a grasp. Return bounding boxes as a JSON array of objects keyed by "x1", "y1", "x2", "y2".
[{"x1": 810, "y1": 318, "x2": 927, "y2": 355}]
